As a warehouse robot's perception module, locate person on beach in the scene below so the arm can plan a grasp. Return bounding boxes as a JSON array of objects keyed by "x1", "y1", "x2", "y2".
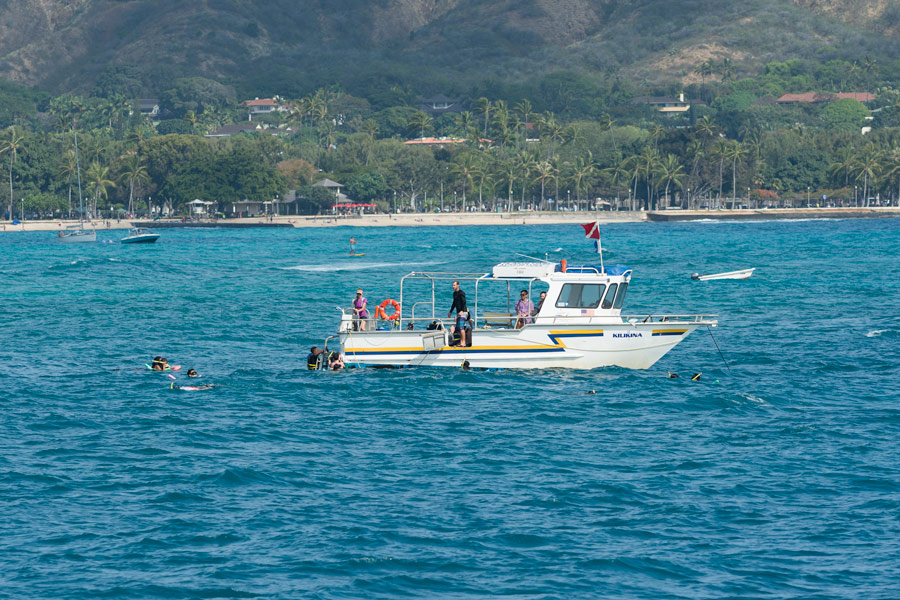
[
  {"x1": 352, "y1": 288, "x2": 368, "y2": 331},
  {"x1": 447, "y1": 281, "x2": 471, "y2": 346},
  {"x1": 515, "y1": 289, "x2": 534, "y2": 329}
]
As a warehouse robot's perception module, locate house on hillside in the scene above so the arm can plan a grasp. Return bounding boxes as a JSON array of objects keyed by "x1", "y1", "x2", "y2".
[
  {"x1": 419, "y1": 94, "x2": 461, "y2": 115},
  {"x1": 632, "y1": 93, "x2": 697, "y2": 114},
  {"x1": 776, "y1": 92, "x2": 876, "y2": 104},
  {"x1": 205, "y1": 123, "x2": 264, "y2": 138},
  {"x1": 243, "y1": 97, "x2": 287, "y2": 119},
  {"x1": 136, "y1": 99, "x2": 160, "y2": 118}
]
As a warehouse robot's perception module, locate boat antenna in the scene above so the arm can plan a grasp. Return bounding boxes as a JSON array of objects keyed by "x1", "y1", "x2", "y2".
[{"x1": 513, "y1": 253, "x2": 552, "y2": 264}]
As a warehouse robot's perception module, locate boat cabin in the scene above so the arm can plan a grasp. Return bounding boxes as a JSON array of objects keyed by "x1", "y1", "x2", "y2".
[{"x1": 339, "y1": 261, "x2": 633, "y2": 332}]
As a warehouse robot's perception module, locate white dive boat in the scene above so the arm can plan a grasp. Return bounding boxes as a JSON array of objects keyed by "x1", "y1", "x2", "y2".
[
  {"x1": 120, "y1": 227, "x2": 160, "y2": 244},
  {"x1": 57, "y1": 130, "x2": 96, "y2": 244},
  {"x1": 329, "y1": 261, "x2": 717, "y2": 370},
  {"x1": 691, "y1": 268, "x2": 755, "y2": 281}
]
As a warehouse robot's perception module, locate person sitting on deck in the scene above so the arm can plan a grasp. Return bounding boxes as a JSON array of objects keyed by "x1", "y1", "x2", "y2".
[
  {"x1": 515, "y1": 290, "x2": 534, "y2": 329},
  {"x1": 351, "y1": 288, "x2": 368, "y2": 331}
]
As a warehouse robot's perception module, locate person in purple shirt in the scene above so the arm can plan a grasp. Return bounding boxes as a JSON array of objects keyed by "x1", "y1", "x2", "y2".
[
  {"x1": 515, "y1": 289, "x2": 534, "y2": 329},
  {"x1": 352, "y1": 288, "x2": 368, "y2": 331}
]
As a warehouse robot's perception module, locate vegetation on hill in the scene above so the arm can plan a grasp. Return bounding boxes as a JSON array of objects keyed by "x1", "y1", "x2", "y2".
[{"x1": 3, "y1": 1, "x2": 900, "y2": 220}]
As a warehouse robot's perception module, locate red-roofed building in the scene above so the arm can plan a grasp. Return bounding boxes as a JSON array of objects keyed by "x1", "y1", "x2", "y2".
[{"x1": 243, "y1": 97, "x2": 287, "y2": 118}]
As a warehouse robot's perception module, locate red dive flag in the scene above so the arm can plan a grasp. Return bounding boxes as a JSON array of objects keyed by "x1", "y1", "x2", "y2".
[{"x1": 582, "y1": 222, "x2": 600, "y2": 239}]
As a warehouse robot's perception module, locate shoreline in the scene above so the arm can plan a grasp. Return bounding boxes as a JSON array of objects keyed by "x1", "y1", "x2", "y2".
[
  {"x1": 0, "y1": 211, "x2": 643, "y2": 232},
  {"x1": 3, "y1": 207, "x2": 900, "y2": 232}
]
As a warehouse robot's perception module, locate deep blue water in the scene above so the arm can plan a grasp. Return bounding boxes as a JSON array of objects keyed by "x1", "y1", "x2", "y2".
[{"x1": 2, "y1": 219, "x2": 899, "y2": 599}]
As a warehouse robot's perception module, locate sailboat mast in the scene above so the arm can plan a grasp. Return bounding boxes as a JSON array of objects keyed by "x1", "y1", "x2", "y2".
[{"x1": 74, "y1": 130, "x2": 84, "y2": 223}]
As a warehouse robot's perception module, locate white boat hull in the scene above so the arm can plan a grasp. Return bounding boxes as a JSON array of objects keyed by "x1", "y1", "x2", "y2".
[
  {"x1": 58, "y1": 229, "x2": 96, "y2": 243},
  {"x1": 121, "y1": 233, "x2": 160, "y2": 244},
  {"x1": 692, "y1": 268, "x2": 754, "y2": 281},
  {"x1": 339, "y1": 320, "x2": 711, "y2": 370}
]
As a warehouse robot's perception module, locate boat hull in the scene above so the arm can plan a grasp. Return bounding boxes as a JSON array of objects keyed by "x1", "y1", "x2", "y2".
[
  {"x1": 58, "y1": 230, "x2": 97, "y2": 243},
  {"x1": 121, "y1": 234, "x2": 160, "y2": 244},
  {"x1": 338, "y1": 321, "x2": 711, "y2": 370}
]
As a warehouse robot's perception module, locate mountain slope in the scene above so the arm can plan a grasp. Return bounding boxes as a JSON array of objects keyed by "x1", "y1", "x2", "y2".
[{"x1": 0, "y1": 0, "x2": 896, "y2": 96}]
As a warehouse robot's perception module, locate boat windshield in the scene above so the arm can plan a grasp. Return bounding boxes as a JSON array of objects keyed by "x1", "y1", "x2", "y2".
[{"x1": 555, "y1": 283, "x2": 605, "y2": 309}]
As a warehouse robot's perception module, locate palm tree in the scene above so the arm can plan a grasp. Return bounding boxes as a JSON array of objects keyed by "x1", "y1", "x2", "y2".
[
  {"x1": 882, "y1": 146, "x2": 900, "y2": 206},
  {"x1": 533, "y1": 160, "x2": 555, "y2": 211},
  {"x1": 852, "y1": 145, "x2": 883, "y2": 207},
  {"x1": 117, "y1": 153, "x2": 149, "y2": 216},
  {"x1": 828, "y1": 147, "x2": 857, "y2": 188},
  {"x1": 713, "y1": 139, "x2": 730, "y2": 207},
  {"x1": 184, "y1": 110, "x2": 199, "y2": 134},
  {"x1": 724, "y1": 143, "x2": 748, "y2": 208},
  {"x1": 476, "y1": 97, "x2": 491, "y2": 137},
  {"x1": 601, "y1": 154, "x2": 629, "y2": 208},
  {"x1": 514, "y1": 151, "x2": 535, "y2": 209},
  {"x1": 637, "y1": 145, "x2": 661, "y2": 210},
  {"x1": 0, "y1": 126, "x2": 26, "y2": 221},
  {"x1": 654, "y1": 154, "x2": 685, "y2": 209},
  {"x1": 57, "y1": 149, "x2": 79, "y2": 218},
  {"x1": 406, "y1": 111, "x2": 433, "y2": 139},
  {"x1": 450, "y1": 152, "x2": 478, "y2": 212},
  {"x1": 84, "y1": 162, "x2": 116, "y2": 218},
  {"x1": 570, "y1": 154, "x2": 596, "y2": 208},
  {"x1": 515, "y1": 99, "x2": 533, "y2": 143},
  {"x1": 455, "y1": 111, "x2": 475, "y2": 139}
]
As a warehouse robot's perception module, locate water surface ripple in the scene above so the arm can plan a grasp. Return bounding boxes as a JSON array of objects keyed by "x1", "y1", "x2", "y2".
[{"x1": 2, "y1": 219, "x2": 899, "y2": 598}]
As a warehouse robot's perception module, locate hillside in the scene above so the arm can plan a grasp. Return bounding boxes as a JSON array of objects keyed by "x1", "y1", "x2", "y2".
[{"x1": 0, "y1": 0, "x2": 897, "y2": 99}]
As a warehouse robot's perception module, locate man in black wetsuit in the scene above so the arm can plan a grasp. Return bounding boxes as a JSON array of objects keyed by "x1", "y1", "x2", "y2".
[
  {"x1": 306, "y1": 346, "x2": 324, "y2": 370},
  {"x1": 447, "y1": 280, "x2": 471, "y2": 346}
]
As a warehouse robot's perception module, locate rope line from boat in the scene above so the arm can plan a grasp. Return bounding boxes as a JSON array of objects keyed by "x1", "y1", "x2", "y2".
[{"x1": 706, "y1": 325, "x2": 730, "y2": 371}]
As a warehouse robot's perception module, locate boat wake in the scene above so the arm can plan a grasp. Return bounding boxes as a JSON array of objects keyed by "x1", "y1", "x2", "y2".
[{"x1": 866, "y1": 329, "x2": 900, "y2": 338}]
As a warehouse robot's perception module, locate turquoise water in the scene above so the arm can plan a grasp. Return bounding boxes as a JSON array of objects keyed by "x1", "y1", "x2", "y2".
[{"x1": 2, "y1": 219, "x2": 899, "y2": 598}]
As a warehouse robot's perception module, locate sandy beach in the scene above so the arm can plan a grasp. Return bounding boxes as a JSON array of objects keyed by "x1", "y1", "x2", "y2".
[
  {"x1": 5, "y1": 207, "x2": 900, "y2": 232},
  {"x1": 0, "y1": 211, "x2": 644, "y2": 232}
]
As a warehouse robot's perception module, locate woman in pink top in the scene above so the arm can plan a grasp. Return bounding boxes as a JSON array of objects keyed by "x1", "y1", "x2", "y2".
[{"x1": 352, "y1": 288, "x2": 368, "y2": 331}]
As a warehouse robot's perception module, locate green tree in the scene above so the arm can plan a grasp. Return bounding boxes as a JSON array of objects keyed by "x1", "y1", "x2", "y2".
[
  {"x1": 822, "y1": 99, "x2": 869, "y2": 132},
  {"x1": 0, "y1": 126, "x2": 26, "y2": 220}
]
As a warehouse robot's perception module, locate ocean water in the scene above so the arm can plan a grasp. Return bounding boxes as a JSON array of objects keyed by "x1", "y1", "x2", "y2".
[{"x1": 1, "y1": 219, "x2": 899, "y2": 599}]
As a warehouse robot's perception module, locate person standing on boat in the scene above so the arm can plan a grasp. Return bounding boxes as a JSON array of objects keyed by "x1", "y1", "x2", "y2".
[
  {"x1": 447, "y1": 281, "x2": 471, "y2": 346},
  {"x1": 515, "y1": 289, "x2": 534, "y2": 329},
  {"x1": 352, "y1": 288, "x2": 368, "y2": 331},
  {"x1": 532, "y1": 291, "x2": 547, "y2": 317}
]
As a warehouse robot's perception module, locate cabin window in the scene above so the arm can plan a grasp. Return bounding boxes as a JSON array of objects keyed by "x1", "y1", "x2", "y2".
[
  {"x1": 613, "y1": 282, "x2": 628, "y2": 309},
  {"x1": 601, "y1": 283, "x2": 618, "y2": 309},
  {"x1": 555, "y1": 283, "x2": 605, "y2": 309}
]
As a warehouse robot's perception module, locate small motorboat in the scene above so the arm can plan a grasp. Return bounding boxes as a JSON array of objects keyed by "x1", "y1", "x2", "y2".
[
  {"x1": 121, "y1": 227, "x2": 160, "y2": 244},
  {"x1": 691, "y1": 268, "x2": 755, "y2": 281}
]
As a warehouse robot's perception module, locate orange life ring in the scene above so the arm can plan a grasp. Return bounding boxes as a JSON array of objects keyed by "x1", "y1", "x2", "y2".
[{"x1": 377, "y1": 298, "x2": 400, "y2": 321}]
